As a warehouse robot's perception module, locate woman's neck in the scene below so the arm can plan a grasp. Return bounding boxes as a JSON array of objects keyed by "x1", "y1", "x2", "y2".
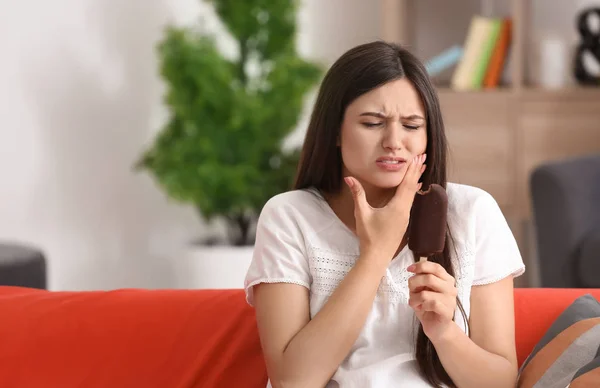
[
  {"x1": 325, "y1": 182, "x2": 397, "y2": 231},
  {"x1": 325, "y1": 184, "x2": 409, "y2": 257}
]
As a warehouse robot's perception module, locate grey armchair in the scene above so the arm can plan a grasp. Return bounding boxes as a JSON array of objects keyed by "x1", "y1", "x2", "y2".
[{"x1": 530, "y1": 154, "x2": 600, "y2": 288}]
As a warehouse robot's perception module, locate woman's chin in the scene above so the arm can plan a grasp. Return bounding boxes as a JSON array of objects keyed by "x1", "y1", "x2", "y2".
[
  {"x1": 347, "y1": 169, "x2": 404, "y2": 190},
  {"x1": 363, "y1": 177, "x2": 403, "y2": 190}
]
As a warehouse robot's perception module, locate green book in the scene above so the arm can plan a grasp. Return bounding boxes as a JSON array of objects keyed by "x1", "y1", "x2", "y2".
[
  {"x1": 451, "y1": 16, "x2": 495, "y2": 90},
  {"x1": 471, "y1": 18, "x2": 502, "y2": 89}
]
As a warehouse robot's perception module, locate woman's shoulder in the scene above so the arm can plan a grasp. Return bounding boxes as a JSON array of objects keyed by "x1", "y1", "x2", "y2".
[
  {"x1": 446, "y1": 182, "x2": 501, "y2": 217},
  {"x1": 445, "y1": 182, "x2": 507, "y2": 239},
  {"x1": 446, "y1": 182, "x2": 496, "y2": 203},
  {"x1": 258, "y1": 188, "x2": 333, "y2": 229},
  {"x1": 261, "y1": 188, "x2": 324, "y2": 216}
]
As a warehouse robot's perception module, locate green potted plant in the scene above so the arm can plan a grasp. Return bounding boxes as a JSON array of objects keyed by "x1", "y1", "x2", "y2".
[{"x1": 135, "y1": 0, "x2": 322, "y2": 286}]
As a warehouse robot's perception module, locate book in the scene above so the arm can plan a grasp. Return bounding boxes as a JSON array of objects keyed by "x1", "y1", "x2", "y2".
[
  {"x1": 472, "y1": 18, "x2": 502, "y2": 88},
  {"x1": 483, "y1": 18, "x2": 512, "y2": 88},
  {"x1": 425, "y1": 45, "x2": 464, "y2": 77},
  {"x1": 450, "y1": 16, "x2": 497, "y2": 90}
]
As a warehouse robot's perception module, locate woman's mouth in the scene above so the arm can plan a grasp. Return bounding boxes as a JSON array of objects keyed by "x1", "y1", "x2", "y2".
[{"x1": 375, "y1": 157, "x2": 407, "y2": 171}]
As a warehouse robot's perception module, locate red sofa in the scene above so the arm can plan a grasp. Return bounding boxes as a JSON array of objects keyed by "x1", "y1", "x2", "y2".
[{"x1": 0, "y1": 286, "x2": 598, "y2": 388}]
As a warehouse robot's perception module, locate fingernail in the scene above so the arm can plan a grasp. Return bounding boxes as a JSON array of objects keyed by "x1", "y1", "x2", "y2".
[
  {"x1": 422, "y1": 154, "x2": 427, "y2": 162},
  {"x1": 407, "y1": 264, "x2": 416, "y2": 272},
  {"x1": 344, "y1": 177, "x2": 353, "y2": 188}
]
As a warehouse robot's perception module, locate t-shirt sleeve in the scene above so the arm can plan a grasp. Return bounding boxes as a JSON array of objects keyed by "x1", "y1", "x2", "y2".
[
  {"x1": 472, "y1": 191, "x2": 526, "y2": 286},
  {"x1": 244, "y1": 198, "x2": 311, "y2": 306}
]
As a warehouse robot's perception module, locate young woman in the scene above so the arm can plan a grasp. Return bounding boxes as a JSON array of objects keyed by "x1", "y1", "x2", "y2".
[{"x1": 244, "y1": 41, "x2": 525, "y2": 388}]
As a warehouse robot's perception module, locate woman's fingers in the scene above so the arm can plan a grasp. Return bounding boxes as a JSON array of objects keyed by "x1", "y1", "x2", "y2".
[
  {"x1": 408, "y1": 273, "x2": 455, "y2": 295},
  {"x1": 344, "y1": 177, "x2": 370, "y2": 216},
  {"x1": 408, "y1": 153, "x2": 426, "y2": 183},
  {"x1": 408, "y1": 261, "x2": 457, "y2": 318},
  {"x1": 408, "y1": 290, "x2": 454, "y2": 318},
  {"x1": 391, "y1": 153, "x2": 426, "y2": 207},
  {"x1": 408, "y1": 261, "x2": 455, "y2": 283}
]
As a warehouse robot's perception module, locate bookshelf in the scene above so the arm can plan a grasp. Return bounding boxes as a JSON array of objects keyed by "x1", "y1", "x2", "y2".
[{"x1": 381, "y1": 0, "x2": 600, "y2": 287}]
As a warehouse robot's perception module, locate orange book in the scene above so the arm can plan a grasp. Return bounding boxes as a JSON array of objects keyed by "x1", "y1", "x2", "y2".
[{"x1": 483, "y1": 18, "x2": 512, "y2": 88}]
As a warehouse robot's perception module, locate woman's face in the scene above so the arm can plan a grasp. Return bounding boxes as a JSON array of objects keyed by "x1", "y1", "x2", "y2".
[{"x1": 339, "y1": 78, "x2": 428, "y2": 195}]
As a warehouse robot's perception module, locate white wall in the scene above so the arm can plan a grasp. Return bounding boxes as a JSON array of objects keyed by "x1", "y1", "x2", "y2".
[{"x1": 0, "y1": 0, "x2": 381, "y2": 291}]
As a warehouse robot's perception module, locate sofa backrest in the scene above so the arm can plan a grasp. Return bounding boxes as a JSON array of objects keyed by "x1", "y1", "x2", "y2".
[
  {"x1": 0, "y1": 287, "x2": 267, "y2": 388},
  {"x1": 0, "y1": 286, "x2": 599, "y2": 387}
]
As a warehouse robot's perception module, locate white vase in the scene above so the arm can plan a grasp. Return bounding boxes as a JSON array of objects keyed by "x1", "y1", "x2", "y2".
[
  {"x1": 529, "y1": 35, "x2": 574, "y2": 89},
  {"x1": 172, "y1": 245, "x2": 254, "y2": 289}
]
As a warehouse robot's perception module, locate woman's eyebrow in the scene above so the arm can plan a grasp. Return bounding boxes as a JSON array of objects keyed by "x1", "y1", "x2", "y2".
[
  {"x1": 359, "y1": 112, "x2": 388, "y2": 119},
  {"x1": 401, "y1": 114, "x2": 425, "y2": 121},
  {"x1": 359, "y1": 112, "x2": 425, "y2": 121}
]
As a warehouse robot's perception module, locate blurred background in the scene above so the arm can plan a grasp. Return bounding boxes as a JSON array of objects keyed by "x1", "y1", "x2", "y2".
[{"x1": 0, "y1": 0, "x2": 598, "y2": 292}]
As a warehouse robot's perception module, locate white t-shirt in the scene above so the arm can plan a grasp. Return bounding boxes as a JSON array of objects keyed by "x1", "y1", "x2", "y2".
[{"x1": 244, "y1": 183, "x2": 526, "y2": 388}]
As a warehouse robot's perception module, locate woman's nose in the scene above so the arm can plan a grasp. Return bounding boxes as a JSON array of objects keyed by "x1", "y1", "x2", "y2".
[{"x1": 381, "y1": 123, "x2": 403, "y2": 151}]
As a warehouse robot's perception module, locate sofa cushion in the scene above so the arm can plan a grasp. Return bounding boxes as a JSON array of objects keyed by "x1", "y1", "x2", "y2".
[
  {"x1": 516, "y1": 293, "x2": 600, "y2": 388},
  {"x1": 577, "y1": 226, "x2": 600, "y2": 287},
  {"x1": 569, "y1": 355, "x2": 600, "y2": 387}
]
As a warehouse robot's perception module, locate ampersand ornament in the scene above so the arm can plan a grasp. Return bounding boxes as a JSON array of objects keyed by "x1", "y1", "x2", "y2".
[{"x1": 574, "y1": 7, "x2": 600, "y2": 86}]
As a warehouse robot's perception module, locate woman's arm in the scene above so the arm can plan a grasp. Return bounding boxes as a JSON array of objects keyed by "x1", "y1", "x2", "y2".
[
  {"x1": 253, "y1": 255, "x2": 387, "y2": 388},
  {"x1": 432, "y1": 276, "x2": 519, "y2": 388}
]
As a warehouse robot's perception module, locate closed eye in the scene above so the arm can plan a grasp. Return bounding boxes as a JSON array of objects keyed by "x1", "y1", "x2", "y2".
[
  {"x1": 362, "y1": 122, "x2": 383, "y2": 128},
  {"x1": 362, "y1": 122, "x2": 422, "y2": 130}
]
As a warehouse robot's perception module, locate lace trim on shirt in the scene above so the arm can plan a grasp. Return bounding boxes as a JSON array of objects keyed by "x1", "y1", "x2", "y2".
[
  {"x1": 246, "y1": 278, "x2": 311, "y2": 289},
  {"x1": 308, "y1": 245, "x2": 476, "y2": 305},
  {"x1": 309, "y1": 247, "x2": 357, "y2": 296},
  {"x1": 453, "y1": 246, "x2": 475, "y2": 303},
  {"x1": 472, "y1": 265, "x2": 526, "y2": 286},
  {"x1": 245, "y1": 278, "x2": 311, "y2": 306},
  {"x1": 378, "y1": 269, "x2": 411, "y2": 303}
]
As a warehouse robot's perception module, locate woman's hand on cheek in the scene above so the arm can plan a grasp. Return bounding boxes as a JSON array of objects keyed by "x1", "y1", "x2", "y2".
[
  {"x1": 344, "y1": 154, "x2": 426, "y2": 265},
  {"x1": 407, "y1": 261, "x2": 458, "y2": 342}
]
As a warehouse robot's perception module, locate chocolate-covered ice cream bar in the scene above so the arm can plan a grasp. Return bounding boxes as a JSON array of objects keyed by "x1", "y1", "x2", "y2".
[{"x1": 408, "y1": 184, "x2": 448, "y2": 262}]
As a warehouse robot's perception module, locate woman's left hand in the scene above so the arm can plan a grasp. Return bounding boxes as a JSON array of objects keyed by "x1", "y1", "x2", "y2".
[{"x1": 407, "y1": 261, "x2": 458, "y2": 343}]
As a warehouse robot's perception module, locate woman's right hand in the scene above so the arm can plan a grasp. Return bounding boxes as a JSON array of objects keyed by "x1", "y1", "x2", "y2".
[{"x1": 344, "y1": 154, "x2": 427, "y2": 264}]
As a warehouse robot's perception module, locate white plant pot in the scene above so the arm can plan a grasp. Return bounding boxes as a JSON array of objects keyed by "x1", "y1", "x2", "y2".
[{"x1": 173, "y1": 245, "x2": 254, "y2": 289}]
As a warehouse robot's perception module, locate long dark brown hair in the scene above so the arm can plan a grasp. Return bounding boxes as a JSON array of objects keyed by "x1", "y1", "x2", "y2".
[{"x1": 292, "y1": 41, "x2": 468, "y2": 388}]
